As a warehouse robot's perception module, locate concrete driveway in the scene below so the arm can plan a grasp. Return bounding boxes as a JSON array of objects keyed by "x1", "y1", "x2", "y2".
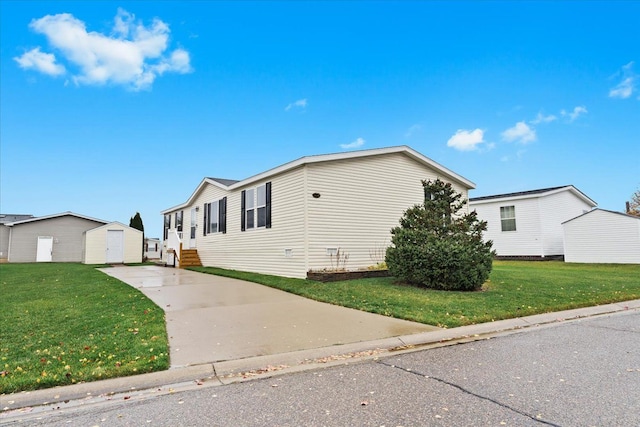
[{"x1": 99, "y1": 266, "x2": 439, "y2": 368}]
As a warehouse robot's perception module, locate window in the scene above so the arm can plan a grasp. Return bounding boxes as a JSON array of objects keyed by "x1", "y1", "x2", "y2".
[
  {"x1": 204, "y1": 197, "x2": 227, "y2": 235},
  {"x1": 241, "y1": 182, "x2": 271, "y2": 231},
  {"x1": 175, "y1": 210, "x2": 183, "y2": 232},
  {"x1": 163, "y1": 214, "x2": 171, "y2": 240},
  {"x1": 500, "y1": 206, "x2": 516, "y2": 231}
]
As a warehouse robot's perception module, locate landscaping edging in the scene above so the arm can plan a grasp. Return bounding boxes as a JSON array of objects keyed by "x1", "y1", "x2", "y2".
[{"x1": 307, "y1": 269, "x2": 390, "y2": 282}]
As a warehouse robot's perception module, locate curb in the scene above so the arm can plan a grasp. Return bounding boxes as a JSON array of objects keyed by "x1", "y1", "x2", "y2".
[{"x1": 2, "y1": 299, "x2": 639, "y2": 416}]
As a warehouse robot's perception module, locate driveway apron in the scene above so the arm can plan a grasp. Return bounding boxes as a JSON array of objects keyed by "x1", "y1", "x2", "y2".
[{"x1": 99, "y1": 266, "x2": 439, "y2": 368}]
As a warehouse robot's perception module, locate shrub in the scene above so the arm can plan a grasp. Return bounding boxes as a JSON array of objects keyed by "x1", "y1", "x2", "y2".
[{"x1": 386, "y1": 179, "x2": 494, "y2": 291}]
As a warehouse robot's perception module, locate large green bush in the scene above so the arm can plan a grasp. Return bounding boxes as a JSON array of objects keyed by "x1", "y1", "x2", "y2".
[{"x1": 386, "y1": 179, "x2": 494, "y2": 291}]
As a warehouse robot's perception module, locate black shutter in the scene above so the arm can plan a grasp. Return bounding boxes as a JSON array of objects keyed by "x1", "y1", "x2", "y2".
[
  {"x1": 220, "y1": 197, "x2": 227, "y2": 234},
  {"x1": 240, "y1": 190, "x2": 246, "y2": 231},
  {"x1": 203, "y1": 204, "x2": 208, "y2": 236},
  {"x1": 265, "y1": 182, "x2": 272, "y2": 229}
]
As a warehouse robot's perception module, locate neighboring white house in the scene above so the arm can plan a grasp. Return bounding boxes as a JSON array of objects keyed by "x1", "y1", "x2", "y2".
[
  {"x1": 144, "y1": 237, "x2": 162, "y2": 260},
  {"x1": 84, "y1": 222, "x2": 143, "y2": 264},
  {"x1": 563, "y1": 209, "x2": 640, "y2": 264},
  {"x1": 4, "y1": 212, "x2": 142, "y2": 264},
  {"x1": 161, "y1": 145, "x2": 476, "y2": 278},
  {"x1": 469, "y1": 186, "x2": 597, "y2": 258}
]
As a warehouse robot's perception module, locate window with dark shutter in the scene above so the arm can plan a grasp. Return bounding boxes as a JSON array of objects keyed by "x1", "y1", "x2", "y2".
[
  {"x1": 265, "y1": 182, "x2": 272, "y2": 228},
  {"x1": 220, "y1": 197, "x2": 227, "y2": 234},
  {"x1": 241, "y1": 190, "x2": 246, "y2": 231}
]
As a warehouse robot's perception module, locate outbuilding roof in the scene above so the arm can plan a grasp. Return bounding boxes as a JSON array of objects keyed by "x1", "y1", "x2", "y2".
[
  {"x1": 469, "y1": 185, "x2": 597, "y2": 207},
  {"x1": 4, "y1": 211, "x2": 109, "y2": 227},
  {"x1": 562, "y1": 208, "x2": 640, "y2": 224}
]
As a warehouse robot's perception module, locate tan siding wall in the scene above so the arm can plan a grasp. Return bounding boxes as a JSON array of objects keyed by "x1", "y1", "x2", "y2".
[
  {"x1": 472, "y1": 198, "x2": 542, "y2": 256},
  {"x1": 8, "y1": 216, "x2": 104, "y2": 263},
  {"x1": 564, "y1": 211, "x2": 640, "y2": 264},
  {"x1": 0, "y1": 225, "x2": 9, "y2": 260},
  {"x1": 305, "y1": 152, "x2": 469, "y2": 272},
  {"x1": 84, "y1": 223, "x2": 143, "y2": 264},
  {"x1": 538, "y1": 191, "x2": 593, "y2": 256},
  {"x1": 166, "y1": 168, "x2": 307, "y2": 278}
]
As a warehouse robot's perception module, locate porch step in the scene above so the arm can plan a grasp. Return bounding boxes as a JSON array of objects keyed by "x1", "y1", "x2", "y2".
[{"x1": 179, "y1": 249, "x2": 202, "y2": 268}]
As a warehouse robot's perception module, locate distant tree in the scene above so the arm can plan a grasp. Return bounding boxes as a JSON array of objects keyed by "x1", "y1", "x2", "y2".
[
  {"x1": 385, "y1": 179, "x2": 495, "y2": 291},
  {"x1": 129, "y1": 212, "x2": 145, "y2": 259},
  {"x1": 627, "y1": 188, "x2": 640, "y2": 217}
]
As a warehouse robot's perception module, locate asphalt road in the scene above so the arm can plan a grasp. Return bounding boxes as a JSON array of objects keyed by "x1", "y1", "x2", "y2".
[{"x1": 6, "y1": 310, "x2": 639, "y2": 426}]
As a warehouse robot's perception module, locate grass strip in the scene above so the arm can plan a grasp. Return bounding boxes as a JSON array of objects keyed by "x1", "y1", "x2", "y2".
[
  {"x1": 0, "y1": 263, "x2": 169, "y2": 394},
  {"x1": 190, "y1": 261, "x2": 640, "y2": 329}
]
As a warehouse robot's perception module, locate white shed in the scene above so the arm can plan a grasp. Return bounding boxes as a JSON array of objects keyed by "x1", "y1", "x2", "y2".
[
  {"x1": 83, "y1": 222, "x2": 143, "y2": 264},
  {"x1": 563, "y1": 209, "x2": 640, "y2": 264}
]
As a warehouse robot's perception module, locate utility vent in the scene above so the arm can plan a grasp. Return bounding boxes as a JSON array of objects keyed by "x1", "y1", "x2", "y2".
[
  {"x1": 284, "y1": 249, "x2": 293, "y2": 258},
  {"x1": 326, "y1": 247, "x2": 338, "y2": 256}
]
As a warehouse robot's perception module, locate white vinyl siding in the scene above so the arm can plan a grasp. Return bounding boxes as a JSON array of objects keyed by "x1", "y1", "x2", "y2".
[
  {"x1": 538, "y1": 191, "x2": 594, "y2": 257},
  {"x1": 472, "y1": 198, "x2": 542, "y2": 257},
  {"x1": 563, "y1": 210, "x2": 640, "y2": 264},
  {"x1": 84, "y1": 222, "x2": 143, "y2": 264},
  {"x1": 471, "y1": 187, "x2": 597, "y2": 257}
]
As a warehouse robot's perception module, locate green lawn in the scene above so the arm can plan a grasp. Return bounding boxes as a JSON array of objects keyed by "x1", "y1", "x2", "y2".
[
  {"x1": 0, "y1": 263, "x2": 169, "y2": 394},
  {"x1": 2, "y1": 261, "x2": 638, "y2": 395},
  {"x1": 191, "y1": 261, "x2": 640, "y2": 328}
]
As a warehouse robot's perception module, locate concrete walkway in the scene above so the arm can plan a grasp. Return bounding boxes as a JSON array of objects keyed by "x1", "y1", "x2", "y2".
[{"x1": 98, "y1": 266, "x2": 439, "y2": 368}]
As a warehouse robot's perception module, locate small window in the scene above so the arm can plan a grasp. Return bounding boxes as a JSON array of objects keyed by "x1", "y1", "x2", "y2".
[
  {"x1": 175, "y1": 211, "x2": 183, "y2": 232},
  {"x1": 500, "y1": 206, "x2": 516, "y2": 231},
  {"x1": 163, "y1": 214, "x2": 171, "y2": 240}
]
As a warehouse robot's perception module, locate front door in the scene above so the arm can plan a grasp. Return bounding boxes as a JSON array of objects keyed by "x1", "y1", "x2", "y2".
[
  {"x1": 106, "y1": 230, "x2": 124, "y2": 263},
  {"x1": 190, "y1": 208, "x2": 197, "y2": 248},
  {"x1": 36, "y1": 236, "x2": 53, "y2": 262}
]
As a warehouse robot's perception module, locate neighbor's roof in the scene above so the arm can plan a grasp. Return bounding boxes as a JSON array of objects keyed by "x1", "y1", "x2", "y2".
[
  {"x1": 562, "y1": 208, "x2": 640, "y2": 224},
  {"x1": 162, "y1": 145, "x2": 475, "y2": 214},
  {"x1": 5, "y1": 211, "x2": 109, "y2": 227},
  {"x1": 469, "y1": 185, "x2": 597, "y2": 207},
  {"x1": 0, "y1": 214, "x2": 34, "y2": 224}
]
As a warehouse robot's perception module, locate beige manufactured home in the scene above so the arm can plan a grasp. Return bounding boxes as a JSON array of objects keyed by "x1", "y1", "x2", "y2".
[{"x1": 162, "y1": 145, "x2": 475, "y2": 278}]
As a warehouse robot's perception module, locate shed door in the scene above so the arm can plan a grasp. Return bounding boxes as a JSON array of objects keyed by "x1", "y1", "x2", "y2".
[
  {"x1": 106, "y1": 230, "x2": 124, "y2": 263},
  {"x1": 36, "y1": 236, "x2": 53, "y2": 262}
]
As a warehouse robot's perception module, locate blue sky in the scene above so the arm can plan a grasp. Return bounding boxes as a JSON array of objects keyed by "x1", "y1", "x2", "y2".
[{"x1": 2, "y1": 1, "x2": 639, "y2": 237}]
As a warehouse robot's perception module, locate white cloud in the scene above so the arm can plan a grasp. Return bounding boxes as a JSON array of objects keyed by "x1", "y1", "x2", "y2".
[
  {"x1": 609, "y1": 61, "x2": 636, "y2": 99},
  {"x1": 404, "y1": 124, "x2": 421, "y2": 138},
  {"x1": 340, "y1": 137, "x2": 365, "y2": 149},
  {"x1": 15, "y1": 9, "x2": 191, "y2": 90},
  {"x1": 501, "y1": 121, "x2": 536, "y2": 144},
  {"x1": 446, "y1": 129, "x2": 485, "y2": 151},
  {"x1": 285, "y1": 98, "x2": 307, "y2": 111},
  {"x1": 14, "y1": 47, "x2": 65, "y2": 76},
  {"x1": 530, "y1": 112, "x2": 557, "y2": 124},
  {"x1": 561, "y1": 106, "x2": 588, "y2": 122}
]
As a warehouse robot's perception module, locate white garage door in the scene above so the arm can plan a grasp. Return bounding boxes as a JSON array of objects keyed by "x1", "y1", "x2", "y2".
[{"x1": 106, "y1": 230, "x2": 124, "y2": 263}]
